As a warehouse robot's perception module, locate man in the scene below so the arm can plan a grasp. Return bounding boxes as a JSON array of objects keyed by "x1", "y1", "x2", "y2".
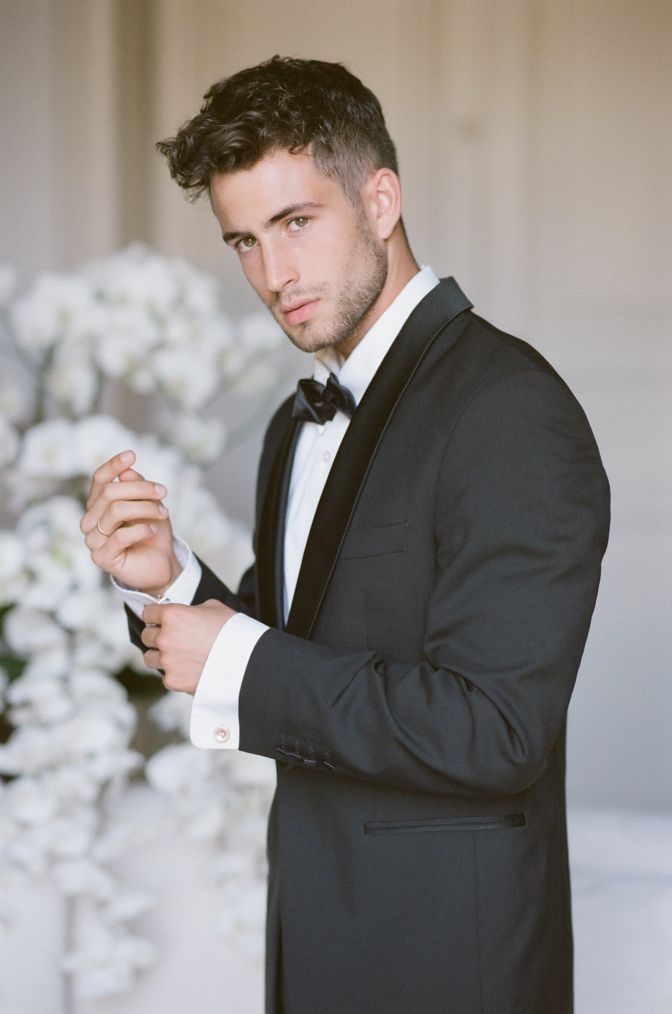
[{"x1": 81, "y1": 57, "x2": 610, "y2": 1013}]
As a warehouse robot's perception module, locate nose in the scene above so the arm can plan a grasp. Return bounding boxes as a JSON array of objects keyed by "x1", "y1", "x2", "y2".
[{"x1": 261, "y1": 239, "x2": 298, "y2": 294}]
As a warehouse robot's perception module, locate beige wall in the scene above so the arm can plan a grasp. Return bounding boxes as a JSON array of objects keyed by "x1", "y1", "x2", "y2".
[{"x1": 1, "y1": 0, "x2": 671, "y2": 811}]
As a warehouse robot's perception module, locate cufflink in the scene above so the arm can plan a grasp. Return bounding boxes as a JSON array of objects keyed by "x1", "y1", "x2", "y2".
[{"x1": 213, "y1": 726, "x2": 230, "y2": 743}]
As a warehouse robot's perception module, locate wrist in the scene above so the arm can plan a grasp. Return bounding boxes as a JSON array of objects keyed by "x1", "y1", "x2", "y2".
[{"x1": 145, "y1": 557, "x2": 183, "y2": 598}]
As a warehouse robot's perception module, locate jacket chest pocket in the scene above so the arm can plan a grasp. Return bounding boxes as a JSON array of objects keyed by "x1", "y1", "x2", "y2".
[{"x1": 338, "y1": 521, "x2": 409, "y2": 560}]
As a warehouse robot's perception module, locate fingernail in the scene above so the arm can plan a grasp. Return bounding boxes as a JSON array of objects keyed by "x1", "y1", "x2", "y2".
[
  {"x1": 154, "y1": 484, "x2": 166, "y2": 496},
  {"x1": 149, "y1": 523, "x2": 157, "y2": 534},
  {"x1": 121, "y1": 450, "x2": 134, "y2": 463},
  {"x1": 158, "y1": 505, "x2": 169, "y2": 518}
]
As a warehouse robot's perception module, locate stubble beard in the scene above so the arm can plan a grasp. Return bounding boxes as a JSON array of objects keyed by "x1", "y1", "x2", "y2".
[{"x1": 271, "y1": 217, "x2": 389, "y2": 356}]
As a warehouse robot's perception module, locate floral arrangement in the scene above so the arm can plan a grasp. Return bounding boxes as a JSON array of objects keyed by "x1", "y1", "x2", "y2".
[{"x1": 0, "y1": 246, "x2": 282, "y2": 1001}]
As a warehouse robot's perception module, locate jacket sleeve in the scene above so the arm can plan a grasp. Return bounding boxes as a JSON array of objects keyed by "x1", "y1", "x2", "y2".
[{"x1": 236, "y1": 368, "x2": 610, "y2": 798}]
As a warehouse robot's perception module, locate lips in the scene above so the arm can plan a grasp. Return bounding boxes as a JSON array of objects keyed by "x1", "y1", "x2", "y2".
[{"x1": 281, "y1": 299, "x2": 319, "y2": 325}]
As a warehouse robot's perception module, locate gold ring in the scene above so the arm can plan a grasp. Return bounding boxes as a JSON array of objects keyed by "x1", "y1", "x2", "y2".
[{"x1": 96, "y1": 520, "x2": 112, "y2": 538}]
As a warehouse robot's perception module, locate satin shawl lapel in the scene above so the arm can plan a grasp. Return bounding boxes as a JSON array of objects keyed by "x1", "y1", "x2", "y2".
[
  {"x1": 255, "y1": 414, "x2": 301, "y2": 628},
  {"x1": 286, "y1": 277, "x2": 473, "y2": 639}
]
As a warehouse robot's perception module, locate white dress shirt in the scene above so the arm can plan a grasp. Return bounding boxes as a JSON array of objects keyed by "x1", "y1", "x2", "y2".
[{"x1": 116, "y1": 266, "x2": 439, "y2": 749}]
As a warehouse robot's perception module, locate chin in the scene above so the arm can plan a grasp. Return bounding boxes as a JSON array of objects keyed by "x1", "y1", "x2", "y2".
[{"x1": 283, "y1": 323, "x2": 342, "y2": 355}]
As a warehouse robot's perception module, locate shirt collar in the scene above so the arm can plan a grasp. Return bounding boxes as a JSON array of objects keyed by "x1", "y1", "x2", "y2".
[{"x1": 313, "y1": 265, "x2": 440, "y2": 405}]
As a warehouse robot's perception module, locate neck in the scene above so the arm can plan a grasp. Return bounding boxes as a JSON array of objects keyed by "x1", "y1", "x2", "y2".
[{"x1": 335, "y1": 231, "x2": 419, "y2": 358}]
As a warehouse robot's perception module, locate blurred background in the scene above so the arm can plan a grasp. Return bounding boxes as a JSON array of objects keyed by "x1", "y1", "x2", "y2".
[{"x1": 1, "y1": 1, "x2": 670, "y2": 1012}]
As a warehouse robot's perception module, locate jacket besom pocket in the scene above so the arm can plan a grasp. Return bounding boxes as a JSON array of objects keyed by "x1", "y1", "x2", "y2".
[
  {"x1": 339, "y1": 521, "x2": 409, "y2": 560},
  {"x1": 363, "y1": 814, "x2": 526, "y2": 835}
]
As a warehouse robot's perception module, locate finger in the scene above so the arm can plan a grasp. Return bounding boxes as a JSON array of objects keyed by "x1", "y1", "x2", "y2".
[
  {"x1": 99, "y1": 479, "x2": 167, "y2": 506},
  {"x1": 90, "y1": 521, "x2": 158, "y2": 566},
  {"x1": 142, "y1": 603, "x2": 165, "y2": 626},
  {"x1": 84, "y1": 499, "x2": 169, "y2": 544},
  {"x1": 84, "y1": 525, "x2": 111, "y2": 551},
  {"x1": 81, "y1": 481, "x2": 167, "y2": 534},
  {"x1": 119, "y1": 467, "x2": 144, "y2": 482},
  {"x1": 140, "y1": 624, "x2": 159, "y2": 648},
  {"x1": 83, "y1": 512, "x2": 127, "y2": 548},
  {"x1": 142, "y1": 649, "x2": 162, "y2": 670},
  {"x1": 87, "y1": 450, "x2": 136, "y2": 507}
]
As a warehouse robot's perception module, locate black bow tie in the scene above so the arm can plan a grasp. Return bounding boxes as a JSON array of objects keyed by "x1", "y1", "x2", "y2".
[{"x1": 292, "y1": 372, "x2": 357, "y2": 424}]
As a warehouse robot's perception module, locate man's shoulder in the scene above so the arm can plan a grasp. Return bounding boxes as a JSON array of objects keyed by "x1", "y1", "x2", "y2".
[
  {"x1": 431, "y1": 306, "x2": 574, "y2": 406},
  {"x1": 458, "y1": 310, "x2": 561, "y2": 378},
  {"x1": 417, "y1": 304, "x2": 597, "y2": 441}
]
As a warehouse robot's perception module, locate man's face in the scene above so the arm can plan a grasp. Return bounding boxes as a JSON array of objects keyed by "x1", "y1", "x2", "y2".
[{"x1": 210, "y1": 150, "x2": 388, "y2": 356}]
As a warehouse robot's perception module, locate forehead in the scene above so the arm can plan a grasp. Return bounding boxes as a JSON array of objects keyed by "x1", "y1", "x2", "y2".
[{"x1": 209, "y1": 150, "x2": 345, "y2": 228}]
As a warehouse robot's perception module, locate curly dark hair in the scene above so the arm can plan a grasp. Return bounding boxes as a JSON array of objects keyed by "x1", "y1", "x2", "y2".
[{"x1": 156, "y1": 56, "x2": 399, "y2": 203}]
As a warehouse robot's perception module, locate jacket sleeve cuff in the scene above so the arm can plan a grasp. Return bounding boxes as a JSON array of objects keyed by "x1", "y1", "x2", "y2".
[{"x1": 190, "y1": 612, "x2": 269, "y2": 750}]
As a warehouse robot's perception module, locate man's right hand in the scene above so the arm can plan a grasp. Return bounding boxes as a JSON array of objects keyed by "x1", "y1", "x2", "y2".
[{"x1": 80, "y1": 449, "x2": 182, "y2": 596}]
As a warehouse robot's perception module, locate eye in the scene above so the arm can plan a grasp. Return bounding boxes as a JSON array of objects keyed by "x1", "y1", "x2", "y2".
[
  {"x1": 287, "y1": 216, "x2": 309, "y2": 232},
  {"x1": 235, "y1": 235, "x2": 257, "y2": 253}
]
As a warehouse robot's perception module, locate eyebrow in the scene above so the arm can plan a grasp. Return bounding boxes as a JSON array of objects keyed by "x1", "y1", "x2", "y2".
[{"x1": 222, "y1": 202, "x2": 323, "y2": 244}]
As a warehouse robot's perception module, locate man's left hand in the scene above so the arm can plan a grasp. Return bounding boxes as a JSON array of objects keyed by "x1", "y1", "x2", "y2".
[{"x1": 141, "y1": 599, "x2": 236, "y2": 693}]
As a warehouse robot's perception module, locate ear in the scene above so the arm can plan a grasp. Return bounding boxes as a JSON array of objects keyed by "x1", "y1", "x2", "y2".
[{"x1": 363, "y1": 168, "x2": 402, "y2": 241}]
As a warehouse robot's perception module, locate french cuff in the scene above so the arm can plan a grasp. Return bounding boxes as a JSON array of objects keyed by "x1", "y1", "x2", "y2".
[
  {"x1": 190, "y1": 612, "x2": 268, "y2": 750},
  {"x1": 111, "y1": 536, "x2": 201, "y2": 617}
]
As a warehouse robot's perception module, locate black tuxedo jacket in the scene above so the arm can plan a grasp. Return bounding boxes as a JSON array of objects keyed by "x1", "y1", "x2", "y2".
[{"x1": 129, "y1": 279, "x2": 610, "y2": 1013}]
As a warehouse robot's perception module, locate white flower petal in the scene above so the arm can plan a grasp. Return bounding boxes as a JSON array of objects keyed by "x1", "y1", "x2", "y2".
[
  {"x1": 19, "y1": 419, "x2": 77, "y2": 478},
  {"x1": 4, "y1": 607, "x2": 68, "y2": 656},
  {"x1": 5, "y1": 776, "x2": 57, "y2": 824},
  {"x1": 73, "y1": 415, "x2": 136, "y2": 476},
  {"x1": 102, "y1": 890, "x2": 154, "y2": 923},
  {"x1": 47, "y1": 345, "x2": 99, "y2": 416},
  {"x1": 53, "y1": 858, "x2": 113, "y2": 897}
]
